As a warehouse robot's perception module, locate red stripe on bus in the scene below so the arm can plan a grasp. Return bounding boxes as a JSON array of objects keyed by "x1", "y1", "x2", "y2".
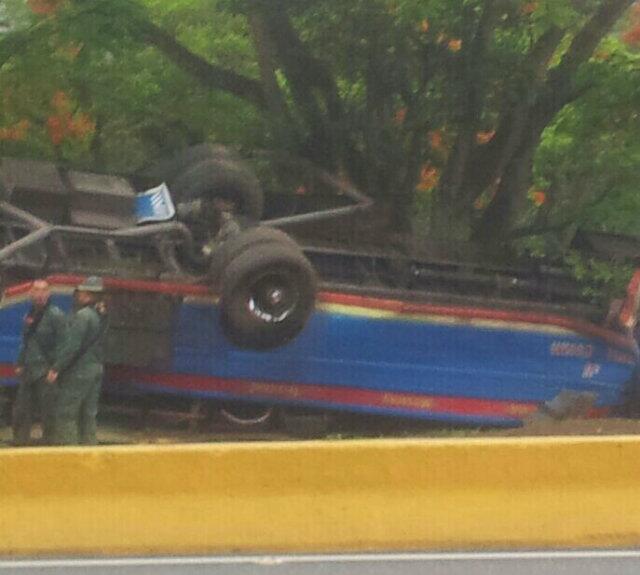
[
  {"x1": 3, "y1": 275, "x2": 636, "y2": 354},
  {"x1": 107, "y1": 366, "x2": 539, "y2": 419}
]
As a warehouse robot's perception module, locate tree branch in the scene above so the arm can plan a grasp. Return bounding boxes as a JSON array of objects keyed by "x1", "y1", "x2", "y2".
[
  {"x1": 136, "y1": 18, "x2": 266, "y2": 110},
  {"x1": 248, "y1": 0, "x2": 347, "y2": 167},
  {"x1": 537, "y1": 0, "x2": 635, "y2": 124},
  {"x1": 467, "y1": 25, "x2": 566, "y2": 192},
  {"x1": 246, "y1": 10, "x2": 288, "y2": 119},
  {"x1": 3, "y1": 1, "x2": 268, "y2": 110},
  {"x1": 77, "y1": 0, "x2": 266, "y2": 108},
  {"x1": 553, "y1": 0, "x2": 634, "y2": 84},
  {"x1": 0, "y1": 28, "x2": 28, "y2": 68},
  {"x1": 463, "y1": 0, "x2": 627, "y2": 222},
  {"x1": 508, "y1": 221, "x2": 576, "y2": 240},
  {"x1": 438, "y1": 0, "x2": 499, "y2": 202},
  {"x1": 0, "y1": 16, "x2": 55, "y2": 69}
]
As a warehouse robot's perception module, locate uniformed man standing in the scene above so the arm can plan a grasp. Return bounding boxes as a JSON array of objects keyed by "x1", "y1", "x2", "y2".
[
  {"x1": 212, "y1": 197, "x2": 241, "y2": 242},
  {"x1": 13, "y1": 279, "x2": 66, "y2": 446},
  {"x1": 46, "y1": 276, "x2": 107, "y2": 446},
  {"x1": 177, "y1": 196, "x2": 241, "y2": 258}
]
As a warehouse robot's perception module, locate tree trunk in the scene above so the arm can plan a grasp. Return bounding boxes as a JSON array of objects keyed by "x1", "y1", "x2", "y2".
[
  {"x1": 472, "y1": 133, "x2": 538, "y2": 248},
  {"x1": 247, "y1": 10, "x2": 288, "y2": 120},
  {"x1": 465, "y1": 0, "x2": 634, "y2": 250},
  {"x1": 136, "y1": 18, "x2": 267, "y2": 110}
]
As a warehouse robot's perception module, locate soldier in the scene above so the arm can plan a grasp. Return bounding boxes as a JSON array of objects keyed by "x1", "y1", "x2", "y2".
[
  {"x1": 202, "y1": 197, "x2": 241, "y2": 257},
  {"x1": 13, "y1": 279, "x2": 66, "y2": 446},
  {"x1": 46, "y1": 276, "x2": 108, "y2": 446},
  {"x1": 177, "y1": 196, "x2": 241, "y2": 258}
]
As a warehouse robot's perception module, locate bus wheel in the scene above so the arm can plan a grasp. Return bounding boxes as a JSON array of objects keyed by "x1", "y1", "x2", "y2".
[
  {"x1": 209, "y1": 226, "x2": 300, "y2": 287},
  {"x1": 219, "y1": 402, "x2": 274, "y2": 427},
  {"x1": 220, "y1": 243, "x2": 317, "y2": 349},
  {"x1": 172, "y1": 158, "x2": 264, "y2": 222}
]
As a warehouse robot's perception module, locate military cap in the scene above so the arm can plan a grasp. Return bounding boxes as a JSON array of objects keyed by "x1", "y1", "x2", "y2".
[{"x1": 77, "y1": 276, "x2": 104, "y2": 292}]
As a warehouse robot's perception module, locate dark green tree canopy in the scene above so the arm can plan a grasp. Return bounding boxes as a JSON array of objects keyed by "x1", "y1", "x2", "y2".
[{"x1": 1, "y1": 0, "x2": 638, "y2": 256}]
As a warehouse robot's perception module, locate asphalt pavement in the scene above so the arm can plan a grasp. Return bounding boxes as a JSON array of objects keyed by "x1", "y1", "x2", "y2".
[{"x1": 2, "y1": 551, "x2": 640, "y2": 574}]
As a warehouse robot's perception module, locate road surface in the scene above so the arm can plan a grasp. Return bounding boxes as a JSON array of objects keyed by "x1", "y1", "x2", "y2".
[{"x1": 2, "y1": 551, "x2": 640, "y2": 574}]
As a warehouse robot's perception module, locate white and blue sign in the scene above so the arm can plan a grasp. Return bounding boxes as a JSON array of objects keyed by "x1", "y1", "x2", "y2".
[{"x1": 135, "y1": 183, "x2": 176, "y2": 224}]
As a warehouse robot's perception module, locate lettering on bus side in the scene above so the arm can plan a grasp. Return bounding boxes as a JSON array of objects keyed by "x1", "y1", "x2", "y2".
[
  {"x1": 382, "y1": 393, "x2": 434, "y2": 410},
  {"x1": 248, "y1": 382, "x2": 301, "y2": 398},
  {"x1": 581, "y1": 363, "x2": 601, "y2": 379},
  {"x1": 607, "y1": 348, "x2": 636, "y2": 365},
  {"x1": 550, "y1": 341, "x2": 594, "y2": 359}
]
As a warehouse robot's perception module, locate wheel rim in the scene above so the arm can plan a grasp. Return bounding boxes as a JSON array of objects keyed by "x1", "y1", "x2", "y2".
[
  {"x1": 220, "y1": 403, "x2": 274, "y2": 426},
  {"x1": 246, "y1": 270, "x2": 300, "y2": 323}
]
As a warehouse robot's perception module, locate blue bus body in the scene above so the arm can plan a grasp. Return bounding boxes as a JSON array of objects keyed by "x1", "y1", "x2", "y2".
[{"x1": 0, "y1": 277, "x2": 636, "y2": 427}]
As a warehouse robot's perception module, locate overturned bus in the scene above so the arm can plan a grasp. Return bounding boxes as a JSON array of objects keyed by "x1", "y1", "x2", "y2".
[{"x1": 0, "y1": 148, "x2": 638, "y2": 429}]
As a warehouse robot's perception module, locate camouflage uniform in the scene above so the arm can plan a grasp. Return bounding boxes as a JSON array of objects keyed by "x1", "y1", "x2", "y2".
[
  {"x1": 13, "y1": 301, "x2": 66, "y2": 446},
  {"x1": 202, "y1": 211, "x2": 241, "y2": 257},
  {"x1": 52, "y1": 303, "x2": 106, "y2": 445},
  {"x1": 176, "y1": 199, "x2": 241, "y2": 257}
]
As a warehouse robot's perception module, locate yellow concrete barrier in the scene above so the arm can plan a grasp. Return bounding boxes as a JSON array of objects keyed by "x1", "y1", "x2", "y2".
[{"x1": 1, "y1": 436, "x2": 640, "y2": 556}]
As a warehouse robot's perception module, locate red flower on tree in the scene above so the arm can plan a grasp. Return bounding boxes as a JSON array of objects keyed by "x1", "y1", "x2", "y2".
[
  {"x1": 51, "y1": 90, "x2": 71, "y2": 112},
  {"x1": 623, "y1": 25, "x2": 640, "y2": 46},
  {"x1": 27, "y1": 0, "x2": 64, "y2": 15},
  {"x1": 0, "y1": 119, "x2": 30, "y2": 142},
  {"x1": 416, "y1": 165, "x2": 440, "y2": 192},
  {"x1": 531, "y1": 190, "x2": 547, "y2": 207},
  {"x1": 47, "y1": 115, "x2": 66, "y2": 145},
  {"x1": 622, "y1": 2, "x2": 640, "y2": 46},
  {"x1": 393, "y1": 108, "x2": 407, "y2": 125},
  {"x1": 69, "y1": 113, "x2": 96, "y2": 139},
  {"x1": 476, "y1": 130, "x2": 495, "y2": 145},
  {"x1": 448, "y1": 38, "x2": 462, "y2": 52},
  {"x1": 429, "y1": 130, "x2": 444, "y2": 150},
  {"x1": 46, "y1": 91, "x2": 95, "y2": 145}
]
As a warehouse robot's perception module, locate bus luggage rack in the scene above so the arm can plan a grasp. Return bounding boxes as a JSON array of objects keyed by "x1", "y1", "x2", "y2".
[
  {"x1": 0, "y1": 201, "x2": 196, "y2": 278},
  {"x1": 304, "y1": 245, "x2": 603, "y2": 320},
  {"x1": 1, "y1": 197, "x2": 601, "y2": 320}
]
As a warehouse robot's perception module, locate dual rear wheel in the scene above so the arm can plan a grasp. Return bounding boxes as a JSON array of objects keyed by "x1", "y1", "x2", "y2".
[
  {"x1": 155, "y1": 147, "x2": 321, "y2": 426},
  {"x1": 163, "y1": 146, "x2": 317, "y2": 350},
  {"x1": 216, "y1": 228, "x2": 317, "y2": 350}
]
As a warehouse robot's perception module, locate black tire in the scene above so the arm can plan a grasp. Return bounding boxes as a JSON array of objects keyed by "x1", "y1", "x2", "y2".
[
  {"x1": 137, "y1": 143, "x2": 239, "y2": 188},
  {"x1": 209, "y1": 226, "x2": 300, "y2": 285},
  {"x1": 220, "y1": 243, "x2": 317, "y2": 349},
  {"x1": 172, "y1": 158, "x2": 264, "y2": 222}
]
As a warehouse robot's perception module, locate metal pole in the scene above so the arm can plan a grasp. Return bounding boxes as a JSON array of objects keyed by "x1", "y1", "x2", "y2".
[
  {"x1": 262, "y1": 204, "x2": 371, "y2": 227},
  {"x1": 0, "y1": 226, "x2": 51, "y2": 262},
  {"x1": 0, "y1": 201, "x2": 48, "y2": 230}
]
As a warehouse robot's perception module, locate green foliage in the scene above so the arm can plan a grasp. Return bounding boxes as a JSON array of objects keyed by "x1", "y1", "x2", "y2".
[
  {"x1": 0, "y1": 0, "x2": 637, "y2": 275},
  {"x1": 0, "y1": 0, "x2": 264, "y2": 172},
  {"x1": 564, "y1": 250, "x2": 635, "y2": 303},
  {"x1": 531, "y1": 37, "x2": 640, "y2": 239}
]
